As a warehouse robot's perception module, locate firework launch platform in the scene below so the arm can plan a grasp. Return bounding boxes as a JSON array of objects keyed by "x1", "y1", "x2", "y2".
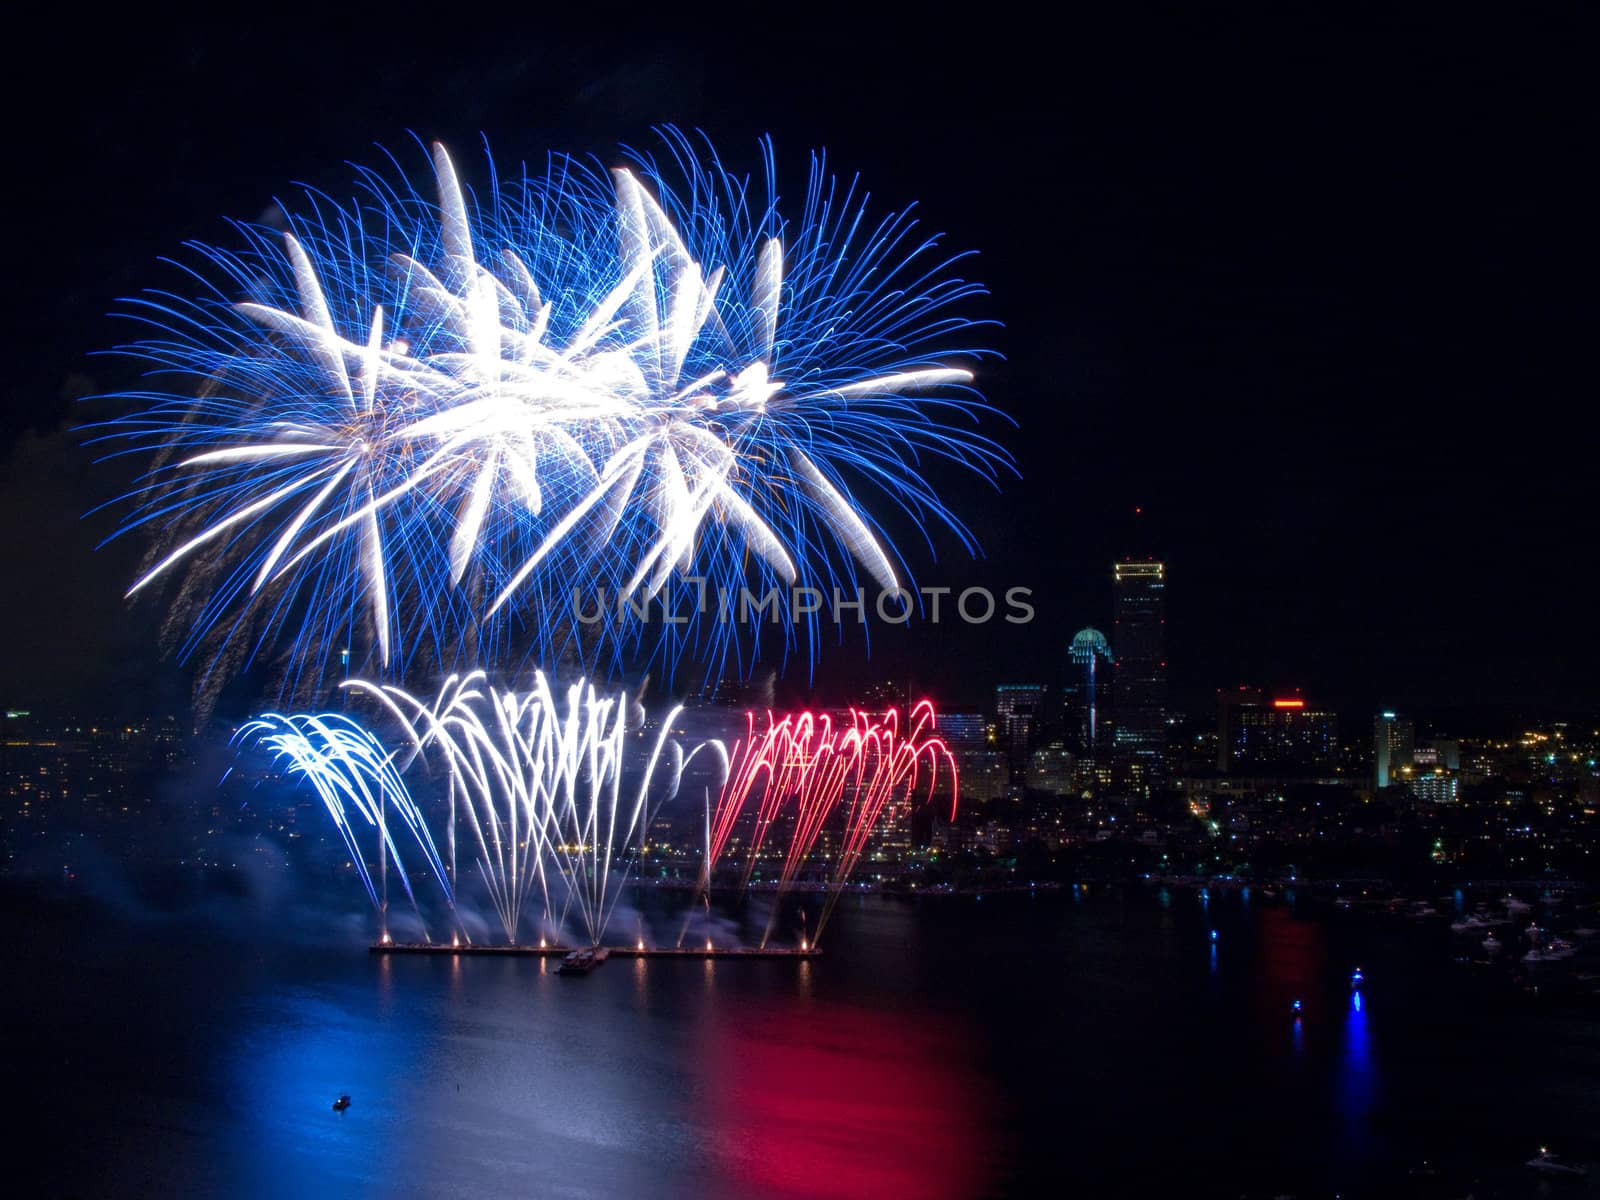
[{"x1": 371, "y1": 941, "x2": 820, "y2": 959}]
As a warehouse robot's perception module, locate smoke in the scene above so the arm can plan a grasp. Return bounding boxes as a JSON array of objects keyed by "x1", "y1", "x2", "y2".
[{"x1": 675, "y1": 903, "x2": 747, "y2": 950}]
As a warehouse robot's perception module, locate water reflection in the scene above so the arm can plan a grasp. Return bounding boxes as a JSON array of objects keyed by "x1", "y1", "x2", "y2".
[
  {"x1": 698, "y1": 999, "x2": 991, "y2": 1199},
  {"x1": 1255, "y1": 905, "x2": 1325, "y2": 1062},
  {"x1": 1339, "y1": 988, "x2": 1377, "y2": 1133},
  {"x1": 25, "y1": 884, "x2": 1592, "y2": 1198}
]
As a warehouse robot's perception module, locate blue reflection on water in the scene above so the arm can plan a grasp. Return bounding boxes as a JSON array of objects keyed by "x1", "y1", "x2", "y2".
[
  {"x1": 1339, "y1": 985, "x2": 1377, "y2": 1158},
  {"x1": 228, "y1": 987, "x2": 424, "y2": 1196}
]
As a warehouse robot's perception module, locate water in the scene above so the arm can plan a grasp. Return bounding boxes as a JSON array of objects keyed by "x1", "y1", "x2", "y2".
[{"x1": 10, "y1": 877, "x2": 1600, "y2": 1198}]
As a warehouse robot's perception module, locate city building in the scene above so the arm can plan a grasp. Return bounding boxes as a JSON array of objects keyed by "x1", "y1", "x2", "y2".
[
  {"x1": 1425, "y1": 738, "x2": 1461, "y2": 771},
  {"x1": 1409, "y1": 768, "x2": 1459, "y2": 804},
  {"x1": 956, "y1": 752, "x2": 1011, "y2": 803},
  {"x1": 1026, "y1": 741, "x2": 1075, "y2": 796},
  {"x1": 938, "y1": 713, "x2": 989, "y2": 756},
  {"x1": 1374, "y1": 711, "x2": 1416, "y2": 789},
  {"x1": 861, "y1": 679, "x2": 907, "y2": 714},
  {"x1": 995, "y1": 684, "x2": 1046, "y2": 771},
  {"x1": 1111, "y1": 559, "x2": 1166, "y2": 786},
  {"x1": 1216, "y1": 687, "x2": 1262, "y2": 772},
  {"x1": 1063, "y1": 627, "x2": 1112, "y2": 754},
  {"x1": 1217, "y1": 689, "x2": 1339, "y2": 772}
]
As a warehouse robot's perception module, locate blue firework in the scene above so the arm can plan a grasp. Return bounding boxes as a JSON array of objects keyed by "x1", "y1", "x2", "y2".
[{"x1": 94, "y1": 130, "x2": 1008, "y2": 702}]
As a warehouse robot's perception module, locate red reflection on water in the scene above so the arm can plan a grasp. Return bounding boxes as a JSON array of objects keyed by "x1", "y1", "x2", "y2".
[
  {"x1": 1255, "y1": 905, "x2": 1327, "y2": 1051},
  {"x1": 700, "y1": 1000, "x2": 993, "y2": 1199},
  {"x1": 1258, "y1": 906, "x2": 1326, "y2": 991}
]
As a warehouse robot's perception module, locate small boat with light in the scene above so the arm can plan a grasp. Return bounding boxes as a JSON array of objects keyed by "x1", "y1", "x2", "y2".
[
  {"x1": 1523, "y1": 939, "x2": 1576, "y2": 964},
  {"x1": 332, "y1": 1094, "x2": 351, "y2": 1112}
]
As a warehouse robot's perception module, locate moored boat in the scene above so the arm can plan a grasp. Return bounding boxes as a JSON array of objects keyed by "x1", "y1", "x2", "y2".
[{"x1": 558, "y1": 947, "x2": 611, "y2": 975}]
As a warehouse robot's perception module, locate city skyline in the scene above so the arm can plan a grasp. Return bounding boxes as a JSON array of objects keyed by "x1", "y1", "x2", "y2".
[{"x1": 5, "y1": 20, "x2": 1600, "y2": 1196}]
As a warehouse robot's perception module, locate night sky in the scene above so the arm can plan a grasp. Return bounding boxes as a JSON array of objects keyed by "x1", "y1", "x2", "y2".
[{"x1": 2, "y1": 18, "x2": 1595, "y2": 723}]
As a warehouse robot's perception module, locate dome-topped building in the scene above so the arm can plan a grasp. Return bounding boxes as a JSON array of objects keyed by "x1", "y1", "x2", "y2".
[
  {"x1": 1069, "y1": 627, "x2": 1111, "y2": 664},
  {"x1": 1065, "y1": 627, "x2": 1112, "y2": 750}
]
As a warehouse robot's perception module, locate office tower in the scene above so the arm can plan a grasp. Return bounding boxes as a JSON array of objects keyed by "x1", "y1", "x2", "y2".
[
  {"x1": 1216, "y1": 686, "x2": 1262, "y2": 771},
  {"x1": 1374, "y1": 711, "x2": 1415, "y2": 789},
  {"x1": 1217, "y1": 690, "x2": 1339, "y2": 771},
  {"x1": 994, "y1": 684, "x2": 1046, "y2": 770},
  {"x1": 1064, "y1": 627, "x2": 1112, "y2": 754},
  {"x1": 937, "y1": 713, "x2": 989, "y2": 756},
  {"x1": 1112, "y1": 559, "x2": 1166, "y2": 785}
]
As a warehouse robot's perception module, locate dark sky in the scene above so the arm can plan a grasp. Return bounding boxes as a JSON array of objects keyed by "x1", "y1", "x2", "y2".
[{"x1": 2, "y1": 17, "x2": 1595, "y2": 723}]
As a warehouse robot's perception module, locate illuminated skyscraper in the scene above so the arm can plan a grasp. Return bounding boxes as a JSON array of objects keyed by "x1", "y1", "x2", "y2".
[
  {"x1": 1064, "y1": 627, "x2": 1112, "y2": 753},
  {"x1": 1374, "y1": 711, "x2": 1415, "y2": 789},
  {"x1": 1112, "y1": 559, "x2": 1166, "y2": 785}
]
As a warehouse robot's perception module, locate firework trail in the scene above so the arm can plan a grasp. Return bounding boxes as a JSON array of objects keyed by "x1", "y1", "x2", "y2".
[
  {"x1": 98, "y1": 132, "x2": 1006, "y2": 702},
  {"x1": 817, "y1": 702, "x2": 955, "y2": 940},
  {"x1": 243, "y1": 688, "x2": 952, "y2": 949},
  {"x1": 235, "y1": 711, "x2": 453, "y2": 937},
  {"x1": 699, "y1": 702, "x2": 957, "y2": 946},
  {"x1": 346, "y1": 671, "x2": 709, "y2": 946}
]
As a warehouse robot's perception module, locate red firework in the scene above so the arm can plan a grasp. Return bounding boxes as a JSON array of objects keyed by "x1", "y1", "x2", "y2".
[{"x1": 705, "y1": 702, "x2": 958, "y2": 939}]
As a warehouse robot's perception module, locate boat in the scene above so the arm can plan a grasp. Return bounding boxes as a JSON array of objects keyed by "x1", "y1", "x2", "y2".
[
  {"x1": 557, "y1": 947, "x2": 611, "y2": 976},
  {"x1": 1523, "y1": 941, "x2": 1576, "y2": 964},
  {"x1": 332, "y1": 1094, "x2": 351, "y2": 1112},
  {"x1": 1525, "y1": 1149, "x2": 1587, "y2": 1177},
  {"x1": 1504, "y1": 894, "x2": 1531, "y2": 914},
  {"x1": 1482, "y1": 933, "x2": 1502, "y2": 954}
]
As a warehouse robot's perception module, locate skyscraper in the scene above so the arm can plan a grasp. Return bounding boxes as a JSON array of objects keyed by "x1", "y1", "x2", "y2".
[
  {"x1": 1064, "y1": 627, "x2": 1112, "y2": 754},
  {"x1": 994, "y1": 684, "x2": 1046, "y2": 772},
  {"x1": 1374, "y1": 711, "x2": 1415, "y2": 789},
  {"x1": 1112, "y1": 559, "x2": 1166, "y2": 785}
]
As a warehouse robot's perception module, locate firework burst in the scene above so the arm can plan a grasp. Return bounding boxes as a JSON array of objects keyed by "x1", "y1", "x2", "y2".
[{"x1": 99, "y1": 132, "x2": 1006, "y2": 703}]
